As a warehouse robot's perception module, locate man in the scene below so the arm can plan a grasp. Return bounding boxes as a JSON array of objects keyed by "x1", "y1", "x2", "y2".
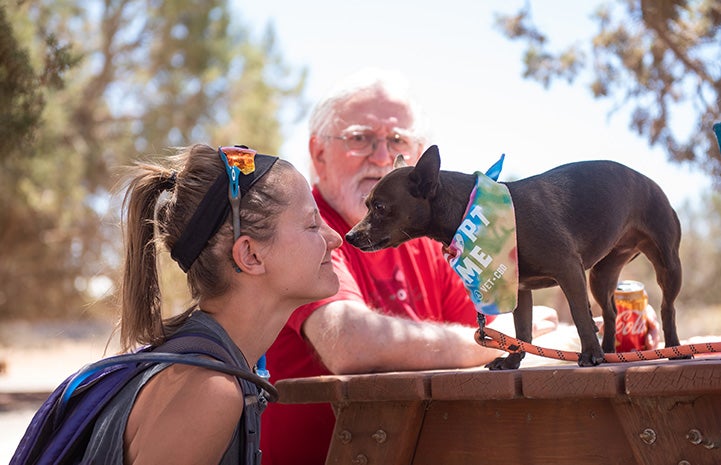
[{"x1": 260, "y1": 69, "x2": 558, "y2": 465}]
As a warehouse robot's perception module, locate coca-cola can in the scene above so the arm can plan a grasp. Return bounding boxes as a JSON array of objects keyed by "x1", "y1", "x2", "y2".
[{"x1": 614, "y1": 280, "x2": 649, "y2": 352}]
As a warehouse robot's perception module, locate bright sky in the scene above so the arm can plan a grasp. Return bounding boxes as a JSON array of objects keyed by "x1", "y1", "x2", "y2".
[{"x1": 236, "y1": 0, "x2": 713, "y2": 210}]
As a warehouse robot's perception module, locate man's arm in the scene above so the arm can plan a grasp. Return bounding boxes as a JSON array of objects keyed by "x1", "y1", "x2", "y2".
[{"x1": 302, "y1": 300, "x2": 505, "y2": 374}]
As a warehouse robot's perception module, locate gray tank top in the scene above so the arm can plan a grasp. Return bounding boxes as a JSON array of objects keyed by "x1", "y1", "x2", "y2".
[{"x1": 80, "y1": 311, "x2": 264, "y2": 464}]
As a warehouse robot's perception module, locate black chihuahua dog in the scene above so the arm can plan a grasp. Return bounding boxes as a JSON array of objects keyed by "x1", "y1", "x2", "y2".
[{"x1": 346, "y1": 145, "x2": 684, "y2": 369}]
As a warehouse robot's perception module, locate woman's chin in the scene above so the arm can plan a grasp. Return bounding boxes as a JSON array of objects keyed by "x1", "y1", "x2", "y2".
[
  {"x1": 314, "y1": 275, "x2": 340, "y2": 301},
  {"x1": 292, "y1": 276, "x2": 339, "y2": 308}
]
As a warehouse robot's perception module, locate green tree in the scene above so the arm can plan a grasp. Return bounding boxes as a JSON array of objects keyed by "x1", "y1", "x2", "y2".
[
  {"x1": 496, "y1": 0, "x2": 721, "y2": 177},
  {"x1": 0, "y1": 3, "x2": 83, "y2": 319},
  {"x1": 0, "y1": 0, "x2": 305, "y2": 320},
  {"x1": 0, "y1": 6, "x2": 43, "y2": 156}
]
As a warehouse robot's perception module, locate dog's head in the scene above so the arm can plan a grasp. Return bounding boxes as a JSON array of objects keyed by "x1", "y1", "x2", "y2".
[{"x1": 345, "y1": 145, "x2": 442, "y2": 251}]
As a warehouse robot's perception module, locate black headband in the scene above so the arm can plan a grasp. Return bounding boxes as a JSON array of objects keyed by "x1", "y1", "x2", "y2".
[{"x1": 170, "y1": 147, "x2": 279, "y2": 273}]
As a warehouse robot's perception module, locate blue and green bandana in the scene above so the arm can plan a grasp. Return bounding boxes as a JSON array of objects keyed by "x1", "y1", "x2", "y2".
[{"x1": 444, "y1": 169, "x2": 518, "y2": 315}]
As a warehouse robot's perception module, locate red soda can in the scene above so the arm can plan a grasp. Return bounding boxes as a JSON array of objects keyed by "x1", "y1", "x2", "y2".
[{"x1": 614, "y1": 280, "x2": 649, "y2": 352}]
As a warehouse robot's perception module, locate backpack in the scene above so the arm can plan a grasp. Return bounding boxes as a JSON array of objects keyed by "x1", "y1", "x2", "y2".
[{"x1": 10, "y1": 332, "x2": 278, "y2": 465}]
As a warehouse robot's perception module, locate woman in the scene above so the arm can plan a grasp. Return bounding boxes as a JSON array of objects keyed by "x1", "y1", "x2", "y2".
[{"x1": 86, "y1": 144, "x2": 342, "y2": 464}]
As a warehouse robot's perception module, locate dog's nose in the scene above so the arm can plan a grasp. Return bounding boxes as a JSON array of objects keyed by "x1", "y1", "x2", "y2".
[{"x1": 344, "y1": 230, "x2": 358, "y2": 246}]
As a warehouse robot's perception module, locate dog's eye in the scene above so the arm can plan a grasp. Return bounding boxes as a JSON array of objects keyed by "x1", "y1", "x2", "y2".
[{"x1": 372, "y1": 201, "x2": 386, "y2": 213}]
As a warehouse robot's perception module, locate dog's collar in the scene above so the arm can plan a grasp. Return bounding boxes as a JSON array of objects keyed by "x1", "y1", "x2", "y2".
[
  {"x1": 443, "y1": 171, "x2": 518, "y2": 315},
  {"x1": 442, "y1": 153, "x2": 505, "y2": 253}
]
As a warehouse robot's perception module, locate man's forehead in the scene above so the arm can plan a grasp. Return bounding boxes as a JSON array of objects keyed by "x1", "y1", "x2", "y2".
[
  {"x1": 338, "y1": 93, "x2": 413, "y2": 125},
  {"x1": 335, "y1": 109, "x2": 414, "y2": 134}
]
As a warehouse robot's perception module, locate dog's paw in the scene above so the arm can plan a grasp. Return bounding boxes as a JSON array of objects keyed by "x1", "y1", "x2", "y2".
[
  {"x1": 485, "y1": 353, "x2": 523, "y2": 370},
  {"x1": 577, "y1": 350, "x2": 605, "y2": 367},
  {"x1": 669, "y1": 354, "x2": 693, "y2": 361}
]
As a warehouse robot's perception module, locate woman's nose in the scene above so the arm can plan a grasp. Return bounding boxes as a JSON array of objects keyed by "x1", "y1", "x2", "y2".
[{"x1": 323, "y1": 222, "x2": 343, "y2": 249}]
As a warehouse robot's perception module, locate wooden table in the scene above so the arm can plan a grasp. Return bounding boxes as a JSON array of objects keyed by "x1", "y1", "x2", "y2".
[{"x1": 276, "y1": 358, "x2": 721, "y2": 465}]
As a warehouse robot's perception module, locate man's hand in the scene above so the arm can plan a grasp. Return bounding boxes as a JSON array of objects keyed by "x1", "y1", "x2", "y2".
[
  {"x1": 531, "y1": 306, "x2": 560, "y2": 338},
  {"x1": 487, "y1": 306, "x2": 560, "y2": 339},
  {"x1": 593, "y1": 305, "x2": 661, "y2": 349}
]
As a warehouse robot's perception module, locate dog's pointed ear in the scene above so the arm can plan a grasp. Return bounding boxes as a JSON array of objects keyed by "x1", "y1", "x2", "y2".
[
  {"x1": 408, "y1": 145, "x2": 441, "y2": 199},
  {"x1": 393, "y1": 154, "x2": 407, "y2": 169}
]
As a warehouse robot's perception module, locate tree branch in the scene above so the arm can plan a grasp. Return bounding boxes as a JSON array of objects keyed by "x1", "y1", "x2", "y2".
[{"x1": 642, "y1": 12, "x2": 715, "y2": 86}]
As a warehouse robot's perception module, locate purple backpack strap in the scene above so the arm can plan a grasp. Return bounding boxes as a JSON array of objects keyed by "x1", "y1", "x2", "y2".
[{"x1": 10, "y1": 334, "x2": 276, "y2": 465}]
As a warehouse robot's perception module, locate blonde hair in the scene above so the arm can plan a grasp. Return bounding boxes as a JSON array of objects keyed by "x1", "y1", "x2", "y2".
[{"x1": 118, "y1": 144, "x2": 292, "y2": 351}]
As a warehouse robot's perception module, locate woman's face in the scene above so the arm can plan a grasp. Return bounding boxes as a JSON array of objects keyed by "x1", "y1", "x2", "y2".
[{"x1": 261, "y1": 168, "x2": 342, "y2": 304}]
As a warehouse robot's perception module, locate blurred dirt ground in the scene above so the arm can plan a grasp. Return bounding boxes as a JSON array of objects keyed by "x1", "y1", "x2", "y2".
[{"x1": 0, "y1": 317, "x2": 120, "y2": 461}]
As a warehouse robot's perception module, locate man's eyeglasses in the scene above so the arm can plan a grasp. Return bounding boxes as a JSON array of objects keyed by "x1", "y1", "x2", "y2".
[{"x1": 327, "y1": 131, "x2": 415, "y2": 159}]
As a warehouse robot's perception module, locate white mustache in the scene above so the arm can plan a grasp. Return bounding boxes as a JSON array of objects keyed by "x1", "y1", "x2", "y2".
[{"x1": 357, "y1": 169, "x2": 392, "y2": 182}]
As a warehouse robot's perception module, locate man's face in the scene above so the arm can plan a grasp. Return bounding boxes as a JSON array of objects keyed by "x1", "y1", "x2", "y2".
[{"x1": 310, "y1": 89, "x2": 423, "y2": 226}]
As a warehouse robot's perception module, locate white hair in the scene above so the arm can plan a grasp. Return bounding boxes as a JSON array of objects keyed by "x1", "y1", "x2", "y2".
[{"x1": 308, "y1": 67, "x2": 430, "y2": 145}]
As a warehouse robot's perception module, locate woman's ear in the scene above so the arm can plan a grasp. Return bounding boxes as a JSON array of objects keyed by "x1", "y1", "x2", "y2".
[{"x1": 231, "y1": 236, "x2": 266, "y2": 275}]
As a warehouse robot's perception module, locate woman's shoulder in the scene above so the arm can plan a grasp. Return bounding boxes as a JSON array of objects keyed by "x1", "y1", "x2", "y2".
[
  {"x1": 125, "y1": 364, "x2": 244, "y2": 463},
  {"x1": 149, "y1": 362, "x2": 245, "y2": 411}
]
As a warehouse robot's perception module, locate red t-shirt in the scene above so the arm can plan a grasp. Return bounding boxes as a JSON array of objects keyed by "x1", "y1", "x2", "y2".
[{"x1": 260, "y1": 187, "x2": 481, "y2": 465}]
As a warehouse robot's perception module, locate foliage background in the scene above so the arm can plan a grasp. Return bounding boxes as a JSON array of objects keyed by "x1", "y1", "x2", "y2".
[
  {"x1": 1, "y1": 0, "x2": 720, "y2": 334},
  {"x1": 495, "y1": 0, "x2": 721, "y2": 328},
  {"x1": 1, "y1": 0, "x2": 306, "y2": 320}
]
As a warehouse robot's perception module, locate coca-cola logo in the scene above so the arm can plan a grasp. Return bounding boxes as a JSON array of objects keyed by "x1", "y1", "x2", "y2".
[{"x1": 616, "y1": 310, "x2": 646, "y2": 335}]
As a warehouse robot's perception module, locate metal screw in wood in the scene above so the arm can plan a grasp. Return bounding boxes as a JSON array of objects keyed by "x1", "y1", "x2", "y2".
[
  {"x1": 687, "y1": 429, "x2": 703, "y2": 445},
  {"x1": 371, "y1": 430, "x2": 387, "y2": 444},
  {"x1": 338, "y1": 430, "x2": 352, "y2": 444},
  {"x1": 639, "y1": 428, "x2": 656, "y2": 445}
]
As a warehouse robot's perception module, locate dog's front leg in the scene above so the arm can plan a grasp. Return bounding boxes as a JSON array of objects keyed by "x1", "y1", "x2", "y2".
[
  {"x1": 561, "y1": 273, "x2": 605, "y2": 367},
  {"x1": 485, "y1": 290, "x2": 532, "y2": 370}
]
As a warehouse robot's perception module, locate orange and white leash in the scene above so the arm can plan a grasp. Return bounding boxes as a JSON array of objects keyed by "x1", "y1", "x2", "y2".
[{"x1": 474, "y1": 326, "x2": 721, "y2": 363}]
